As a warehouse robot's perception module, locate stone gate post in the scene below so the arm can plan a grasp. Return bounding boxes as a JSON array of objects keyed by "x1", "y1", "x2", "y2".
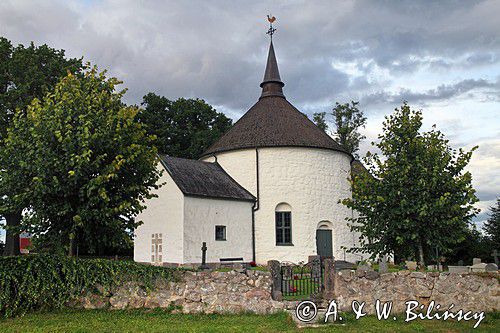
[
  {"x1": 323, "y1": 258, "x2": 335, "y2": 299},
  {"x1": 267, "y1": 260, "x2": 283, "y2": 301}
]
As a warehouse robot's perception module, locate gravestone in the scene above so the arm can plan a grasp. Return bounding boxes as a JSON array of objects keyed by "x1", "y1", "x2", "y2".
[
  {"x1": 357, "y1": 263, "x2": 372, "y2": 272},
  {"x1": 485, "y1": 263, "x2": 498, "y2": 272},
  {"x1": 448, "y1": 265, "x2": 469, "y2": 273},
  {"x1": 379, "y1": 255, "x2": 388, "y2": 273},
  {"x1": 199, "y1": 242, "x2": 209, "y2": 270},
  {"x1": 405, "y1": 261, "x2": 417, "y2": 271},
  {"x1": 472, "y1": 258, "x2": 482, "y2": 265},
  {"x1": 469, "y1": 263, "x2": 487, "y2": 272},
  {"x1": 282, "y1": 265, "x2": 293, "y2": 280},
  {"x1": 308, "y1": 255, "x2": 321, "y2": 263},
  {"x1": 492, "y1": 250, "x2": 499, "y2": 266},
  {"x1": 311, "y1": 258, "x2": 322, "y2": 278},
  {"x1": 458, "y1": 260, "x2": 464, "y2": 266}
]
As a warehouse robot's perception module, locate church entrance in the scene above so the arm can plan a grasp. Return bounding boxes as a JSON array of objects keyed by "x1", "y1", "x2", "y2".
[{"x1": 316, "y1": 221, "x2": 333, "y2": 259}]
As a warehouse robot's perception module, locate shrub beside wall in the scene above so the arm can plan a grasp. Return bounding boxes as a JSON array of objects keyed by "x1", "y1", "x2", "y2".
[{"x1": 0, "y1": 254, "x2": 181, "y2": 317}]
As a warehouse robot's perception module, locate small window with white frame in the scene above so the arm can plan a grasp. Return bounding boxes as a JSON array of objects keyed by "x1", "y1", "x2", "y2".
[{"x1": 215, "y1": 225, "x2": 226, "y2": 241}]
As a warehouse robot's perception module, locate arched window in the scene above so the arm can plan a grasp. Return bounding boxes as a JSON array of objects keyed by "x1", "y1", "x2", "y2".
[{"x1": 275, "y1": 203, "x2": 292, "y2": 246}]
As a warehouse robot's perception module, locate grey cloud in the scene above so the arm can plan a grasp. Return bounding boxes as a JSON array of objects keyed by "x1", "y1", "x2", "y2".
[
  {"x1": 0, "y1": 0, "x2": 499, "y2": 219},
  {"x1": 362, "y1": 78, "x2": 499, "y2": 106}
]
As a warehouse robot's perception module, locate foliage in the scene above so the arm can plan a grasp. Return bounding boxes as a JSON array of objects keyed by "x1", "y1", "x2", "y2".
[
  {"x1": 332, "y1": 101, "x2": 366, "y2": 157},
  {"x1": 0, "y1": 37, "x2": 84, "y2": 255},
  {"x1": 447, "y1": 226, "x2": 492, "y2": 265},
  {"x1": 0, "y1": 254, "x2": 181, "y2": 318},
  {"x1": 0, "y1": 239, "x2": 3, "y2": 254},
  {"x1": 138, "y1": 93, "x2": 232, "y2": 159},
  {"x1": 483, "y1": 198, "x2": 500, "y2": 250},
  {"x1": 342, "y1": 103, "x2": 479, "y2": 266},
  {"x1": 0, "y1": 67, "x2": 161, "y2": 255},
  {"x1": 0, "y1": 37, "x2": 83, "y2": 140},
  {"x1": 312, "y1": 112, "x2": 328, "y2": 132}
]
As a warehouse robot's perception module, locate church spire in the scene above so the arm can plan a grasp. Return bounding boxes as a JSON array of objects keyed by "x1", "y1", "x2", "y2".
[{"x1": 260, "y1": 15, "x2": 285, "y2": 98}]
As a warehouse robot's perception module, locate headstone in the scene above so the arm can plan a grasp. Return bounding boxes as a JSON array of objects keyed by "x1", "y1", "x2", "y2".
[
  {"x1": 492, "y1": 250, "x2": 499, "y2": 266},
  {"x1": 457, "y1": 260, "x2": 464, "y2": 266},
  {"x1": 405, "y1": 261, "x2": 418, "y2": 271},
  {"x1": 485, "y1": 263, "x2": 498, "y2": 272},
  {"x1": 448, "y1": 266, "x2": 469, "y2": 273},
  {"x1": 472, "y1": 258, "x2": 482, "y2": 265},
  {"x1": 379, "y1": 255, "x2": 388, "y2": 273},
  {"x1": 199, "y1": 242, "x2": 209, "y2": 270},
  {"x1": 311, "y1": 258, "x2": 322, "y2": 278},
  {"x1": 357, "y1": 263, "x2": 373, "y2": 272},
  {"x1": 308, "y1": 255, "x2": 321, "y2": 263},
  {"x1": 282, "y1": 265, "x2": 293, "y2": 280},
  {"x1": 469, "y1": 263, "x2": 487, "y2": 272}
]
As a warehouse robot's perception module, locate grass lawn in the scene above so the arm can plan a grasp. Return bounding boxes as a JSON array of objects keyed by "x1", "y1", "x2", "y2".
[{"x1": 0, "y1": 309, "x2": 499, "y2": 332}]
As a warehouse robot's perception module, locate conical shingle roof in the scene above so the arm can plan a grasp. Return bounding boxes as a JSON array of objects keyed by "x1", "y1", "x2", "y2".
[{"x1": 200, "y1": 40, "x2": 348, "y2": 158}]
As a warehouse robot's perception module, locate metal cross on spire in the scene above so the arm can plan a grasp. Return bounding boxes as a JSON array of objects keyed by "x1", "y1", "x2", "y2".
[{"x1": 266, "y1": 14, "x2": 277, "y2": 39}]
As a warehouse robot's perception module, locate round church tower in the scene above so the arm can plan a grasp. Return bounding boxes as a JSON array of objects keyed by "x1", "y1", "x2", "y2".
[{"x1": 200, "y1": 40, "x2": 356, "y2": 264}]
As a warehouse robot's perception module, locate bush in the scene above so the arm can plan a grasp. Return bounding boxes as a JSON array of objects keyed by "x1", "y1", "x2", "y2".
[{"x1": 0, "y1": 254, "x2": 182, "y2": 317}]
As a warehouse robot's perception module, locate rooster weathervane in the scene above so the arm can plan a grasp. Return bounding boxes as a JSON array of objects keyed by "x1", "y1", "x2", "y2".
[{"x1": 266, "y1": 14, "x2": 277, "y2": 39}]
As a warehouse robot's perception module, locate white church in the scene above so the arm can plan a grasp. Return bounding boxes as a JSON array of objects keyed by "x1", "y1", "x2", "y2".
[{"x1": 134, "y1": 39, "x2": 365, "y2": 266}]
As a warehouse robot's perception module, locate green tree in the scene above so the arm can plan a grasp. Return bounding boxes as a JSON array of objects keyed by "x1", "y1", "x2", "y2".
[
  {"x1": 342, "y1": 103, "x2": 479, "y2": 267},
  {"x1": 332, "y1": 101, "x2": 366, "y2": 157},
  {"x1": 483, "y1": 198, "x2": 500, "y2": 250},
  {"x1": 1, "y1": 67, "x2": 161, "y2": 256},
  {"x1": 447, "y1": 225, "x2": 491, "y2": 265},
  {"x1": 138, "y1": 93, "x2": 232, "y2": 159},
  {"x1": 0, "y1": 37, "x2": 83, "y2": 255},
  {"x1": 312, "y1": 112, "x2": 328, "y2": 132}
]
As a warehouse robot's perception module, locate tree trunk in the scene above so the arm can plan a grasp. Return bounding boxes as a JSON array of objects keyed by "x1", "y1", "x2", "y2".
[
  {"x1": 3, "y1": 211, "x2": 22, "y2": 256},
  {"x1": 68, "y1": 235, "x2": 74, "y2": 257},
  {"x1": 418, "y1": 241, "x2": 425, "y2": 271}
]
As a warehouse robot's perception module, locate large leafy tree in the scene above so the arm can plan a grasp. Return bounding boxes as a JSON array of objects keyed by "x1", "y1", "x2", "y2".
[
  {"x1": 138, "y1": 93, "x2": 232, "y2": 159},
  {"x1": 332, "y1": 101, "x2": 366, "y2": 157},
  {"x1": 0, "y1": 37, "x2": 83, "y2": 255},
  {"x1": 342, "y1": 103, "x2": 479, "y2": 267},
  {"x1": 483, "y1": 198, "x2": 500, "y2": 250},
  {"x1": 1, "y1": 67, "x2": 161, "y2": 256}
]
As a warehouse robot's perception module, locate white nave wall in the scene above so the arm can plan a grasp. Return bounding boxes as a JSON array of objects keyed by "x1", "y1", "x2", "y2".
[{"x1": 203, "y1": 147, "x2": 362, "y2": 264}]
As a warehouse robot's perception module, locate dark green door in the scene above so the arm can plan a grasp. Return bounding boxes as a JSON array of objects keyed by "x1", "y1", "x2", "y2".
[{"x1": 316, "y1": 229, "x2": 333, "y2": 258}]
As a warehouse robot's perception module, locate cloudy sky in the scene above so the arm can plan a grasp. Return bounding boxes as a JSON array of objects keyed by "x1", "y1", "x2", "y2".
[{"x1": 0, "y1": 0, "x2": 499, "y2": 240}]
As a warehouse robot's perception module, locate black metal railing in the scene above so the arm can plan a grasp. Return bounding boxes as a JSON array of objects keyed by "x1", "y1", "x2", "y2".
[{"x1": 280, "y1": 260, "x2": 322, "y2": 298}]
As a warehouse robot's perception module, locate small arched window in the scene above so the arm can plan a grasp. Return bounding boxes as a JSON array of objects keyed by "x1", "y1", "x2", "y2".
[{"x1": 275, "y1": 203, "x2": 292, "y2": 246}]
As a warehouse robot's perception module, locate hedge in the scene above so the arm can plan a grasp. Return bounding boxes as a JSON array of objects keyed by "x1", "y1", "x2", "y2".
[{"x1": 0, "y1": 254, "x2": 182, "y2": 317}]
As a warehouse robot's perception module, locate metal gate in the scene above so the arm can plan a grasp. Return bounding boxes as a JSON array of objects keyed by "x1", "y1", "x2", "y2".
[{"x1": 280, "y1": 259, "x2": 323, "y2": 298}]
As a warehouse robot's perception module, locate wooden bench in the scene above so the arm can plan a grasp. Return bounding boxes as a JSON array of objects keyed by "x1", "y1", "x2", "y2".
[{"x1": 219, "y1": 257, "x2": 244, "y2": 268}]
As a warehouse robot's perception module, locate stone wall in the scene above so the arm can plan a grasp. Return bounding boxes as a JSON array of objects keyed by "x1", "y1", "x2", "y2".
[
  {"x1": 333, "y1": 270, "x2": 500, "y2": 313},
  {"x1": 72, "y1": 269, "x2": 284, "y2": 314}
]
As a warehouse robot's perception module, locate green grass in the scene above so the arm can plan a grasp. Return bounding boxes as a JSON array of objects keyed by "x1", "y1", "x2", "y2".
[{"x1": 1, "y1": 309, "x2": 498, "y2": 332}]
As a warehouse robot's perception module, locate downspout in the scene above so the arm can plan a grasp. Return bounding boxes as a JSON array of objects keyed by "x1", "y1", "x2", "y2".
[{"x1": 251, "y1": 148, "x2": 260, "y2": 262}]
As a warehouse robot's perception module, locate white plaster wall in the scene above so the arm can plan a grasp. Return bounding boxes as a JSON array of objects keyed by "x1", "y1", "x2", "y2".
[
  {"x1": 183, "y1": 197, "x2": 253, "y2": 263},
  {"x1": 204, "y1": 147, "x2": 360, "y2": 264},
  {"x1": 134, "y1": 164, "x2": 184, "y2": 264}
]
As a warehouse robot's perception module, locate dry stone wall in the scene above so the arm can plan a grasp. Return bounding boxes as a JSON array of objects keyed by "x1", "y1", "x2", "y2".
[
  {"x1": 72, "y1": 269, "x2": 284, "y2": 314},
  {"x1": 71, "y1": 269, "x2": 499, "y2": 315},
  {"x1": 333, "y1": 270, "x2": 500, "y2": 313}
]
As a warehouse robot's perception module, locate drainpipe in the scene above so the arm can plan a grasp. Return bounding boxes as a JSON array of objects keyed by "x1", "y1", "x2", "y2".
[{"x1": 251, "y1": 148, "x2": 260, "y2": 263}]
